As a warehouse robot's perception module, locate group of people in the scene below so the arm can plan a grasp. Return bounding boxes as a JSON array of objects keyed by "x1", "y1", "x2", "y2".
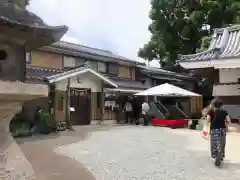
[
  {"x1": 122, "y1": 97, "x2": 231, "y2": 166},
  {"x1": 118, "y1": 100, "x2": 150, "y2": 126},
  {"x1": 204, "y1": 98, "x2": 231, "y2": 166},
  {"x1": 120, "y1": 97, "x2": 231, "y2": 166}
]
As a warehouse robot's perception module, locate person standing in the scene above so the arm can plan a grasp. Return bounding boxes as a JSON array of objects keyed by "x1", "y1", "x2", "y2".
[
  {"x1": 207, "y1": 98, "x2": 231, "y2": 166},
  {"x1": 132, "y1": 98, "x2": 141, "y2": 125},
  {"x1": 115, "y1": 104, "x2": 121, "y2": 124},
  {"x1": 124, "y1": 101, "x2": 133, "y2": 123},
  {"x1": 142, "y1": 101, "x2": 150, "y2": 126}
]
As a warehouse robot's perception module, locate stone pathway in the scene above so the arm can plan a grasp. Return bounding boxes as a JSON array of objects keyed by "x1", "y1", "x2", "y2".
[
  {"x1": 55, "y1": 126, "x2": 240, "y2": 180},
  {"x1": 16, "y1": 125, "x2": 115, "y2": 180}
]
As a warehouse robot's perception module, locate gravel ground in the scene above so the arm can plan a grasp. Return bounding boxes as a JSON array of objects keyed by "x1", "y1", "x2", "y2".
[{"x1": 55, "y1": 126, "x2": 240, "y2": 180}]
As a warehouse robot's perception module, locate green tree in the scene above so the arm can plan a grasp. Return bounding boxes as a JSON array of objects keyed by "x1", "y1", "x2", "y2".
[
  {"x1": 13, "y1": 0, "x2": 30, "y2": 8},
  {"x1": 139, "y1": 0, "x2": 240, "y2": 70},
  {"x1": 196, "y1": 35, "x2": 212, "y2": 52}
]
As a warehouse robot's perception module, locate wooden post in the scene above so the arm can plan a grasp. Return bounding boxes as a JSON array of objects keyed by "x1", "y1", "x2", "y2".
[
  {"x1": 145, "y1": 96, "x2": 149, "y2": 103},
  {"x1": 48, "y1": 83, "x2": 56, "y2": 123},
  {"x1": 101, "y1": 81, "x2": 105, "y2": 123},
  {"x1": 65, "y1": 78, "x2": 73, "y2": 130}
]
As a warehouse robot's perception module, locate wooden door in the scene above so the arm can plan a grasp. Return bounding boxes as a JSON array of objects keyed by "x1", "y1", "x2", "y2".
[{"x1": 70, "y1": 89, "x2": 91, "y2": 125}]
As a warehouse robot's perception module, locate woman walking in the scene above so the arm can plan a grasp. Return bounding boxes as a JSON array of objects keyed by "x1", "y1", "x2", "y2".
[{"x1": 207, "y1": 98, "x2": 231, "y2": 166}]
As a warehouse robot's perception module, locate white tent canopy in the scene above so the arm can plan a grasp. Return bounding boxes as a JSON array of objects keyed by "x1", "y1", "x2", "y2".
[{"x1": 135, "y1": 83, "x2": 201, "y2": 97}]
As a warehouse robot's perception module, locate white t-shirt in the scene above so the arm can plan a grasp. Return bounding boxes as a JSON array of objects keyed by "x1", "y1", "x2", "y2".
[
  {"x1": 124, "y1": 102, "x2": 132, "y2": 112},
  {"x1": 142, "y1": 102, "x2": 150, "y2": 115}
]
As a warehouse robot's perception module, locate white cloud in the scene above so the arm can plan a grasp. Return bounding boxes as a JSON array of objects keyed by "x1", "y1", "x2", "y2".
[{"x1": 28, "y1": 0, "x2": 160, "y2": 67}]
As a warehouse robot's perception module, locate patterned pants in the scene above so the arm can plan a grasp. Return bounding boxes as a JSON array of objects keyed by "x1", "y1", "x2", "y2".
[{"x1": 210, "y1": 128, "x2": 226, "y2": 159}]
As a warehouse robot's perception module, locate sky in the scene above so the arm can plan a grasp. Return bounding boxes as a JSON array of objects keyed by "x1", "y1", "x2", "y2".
[{"x1": 28, "y1": 0, "x2": 160, "y2": 67}]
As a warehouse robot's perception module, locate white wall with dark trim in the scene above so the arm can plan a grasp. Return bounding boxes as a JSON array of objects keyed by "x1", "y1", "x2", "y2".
[
  {"x1": 219, "y1": 68, "x2": 240, "y2": 83},
  {"x1": 55, "y1": 73, "x2": 102, "y2": 92}
]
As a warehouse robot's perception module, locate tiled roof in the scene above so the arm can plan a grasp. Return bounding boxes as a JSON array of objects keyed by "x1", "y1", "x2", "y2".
[
  {"x1": 53, "y1": 41, "x2": 132, "y2": 61},
  {"x1": 45, "y1": 64, "x2": 118, "y2": 87},
  {"x1": 137, "y1": 65, "x2": 194, "y2": 80},
  {"x1": 46, "y1": 65, "x2": 87, "y2": 83},
  {"x1": 178, "y1": 25, "x2": 240, "y2": 62},
  {"x1": 27, "y1": 65, "x2": 118, "y2": 87},
  {"x1": 26, "y1": 65, "x2": 152, "y2": 89},
  {"x1": 148, "y1": 75, "x2": 182, "y2": 82},
  {"x1": 111, "y1": 79, "x2": 149, "y2": 90},
  {"x1": 40, "y1": 41, "x2": 140, "y2": 65},
  {"x1": 26, "y1": 66, "x2": 63, "y2": 81}
]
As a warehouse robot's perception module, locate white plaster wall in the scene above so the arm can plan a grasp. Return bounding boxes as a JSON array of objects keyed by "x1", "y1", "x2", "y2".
[
  {"x1": 219, "y1": 68, "x2": 240, "y2": 83},
  {"x1": 71, "y1": 75, "x2": 102, "y2": 92},
  {"x1": 213, "y1": 84, "x2": 240, "y2": 96},
  {"x1": 55, "y1": 73, "x2": 102, "y2": 92},
  {"x1": 223, "y1": 105, "x2": 240, "y2": 119},
  {"x1": 212, "y1": 58, "x2": 240, "y2": 69},
  {"x1": 143, "y1": 77, "x2": 152, "y2": 88},
  {"x1": 55, "y1": 83, "x2": 67, "y2": 91},
  {"x1": 180, "y1": 61, "x2": 212, "y2": 69}
]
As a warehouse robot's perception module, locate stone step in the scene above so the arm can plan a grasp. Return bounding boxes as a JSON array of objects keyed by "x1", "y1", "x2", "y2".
[{"x1": 228, "y1": 124, "x2": 240, "y2": 133}]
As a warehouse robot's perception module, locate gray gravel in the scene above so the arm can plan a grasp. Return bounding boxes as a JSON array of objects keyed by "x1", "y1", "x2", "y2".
[{"x1": 55, "y1": 126, "x2": 240, "y2": 180}]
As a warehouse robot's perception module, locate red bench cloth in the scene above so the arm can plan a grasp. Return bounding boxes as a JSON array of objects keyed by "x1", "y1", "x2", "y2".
[{"x1": 152, "y1": 118, "x2": 188, "y2": 125}]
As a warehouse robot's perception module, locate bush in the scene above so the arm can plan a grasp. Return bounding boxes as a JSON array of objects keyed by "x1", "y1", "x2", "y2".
[
  {"x1": 36, "y1": 110, "x2": 56, "y2": 134},
  {"x1": 11, "y1": 123, "x2": 32, "y2": 138},
  {"x1": 10, "y1": 108, "x2": 56, "y2": 137},
  {"x1": 10, "y1": 110, "x2": 32, "y2": 137}
]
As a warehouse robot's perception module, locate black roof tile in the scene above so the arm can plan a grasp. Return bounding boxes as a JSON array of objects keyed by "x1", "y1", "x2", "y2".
[{"x1": 26, "y1": 66, "x2": 63, "y2": 81}]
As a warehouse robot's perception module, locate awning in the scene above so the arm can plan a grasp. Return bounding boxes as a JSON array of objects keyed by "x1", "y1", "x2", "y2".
[
  {"x1": 45, "y1": 66, "x2": 118, "y2": 88},
  {"x1": 135, "y1": 83, "x2": 201, "y2": 97}
]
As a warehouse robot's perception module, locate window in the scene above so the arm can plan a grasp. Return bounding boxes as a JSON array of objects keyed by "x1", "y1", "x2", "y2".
[
  {"x1": 98, "y1": 62, "x2": 107, "y2": 73},
  {"x1": 118, "y1": 66, "x2": 130, "y2": 78},
  {"x1": 26, "y1": 52, "x2": 31, "y2": 64},
  {"x1": 108, "y1": 63, "x2": 119, "y2": 75},
  {"x1": 85, "y1": 60, "x2": 98, "y2": 70},
  {"x1": 75, "y1": 58, "x2": 86, "y2": 67},
  {"x1": 130, "y1": 68, "x2": 135, "y2": 80},
  {"x1": 63, "y1": 56, "x2": 76, "y2": 68},
  {"x1": 58, "y1": 96, "x2": 64, "y2": 111}
]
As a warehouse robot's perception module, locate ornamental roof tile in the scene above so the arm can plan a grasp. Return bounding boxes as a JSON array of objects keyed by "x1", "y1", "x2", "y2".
[{"x1": 178, "y1": 25, "x2": 240, "y2": 62}]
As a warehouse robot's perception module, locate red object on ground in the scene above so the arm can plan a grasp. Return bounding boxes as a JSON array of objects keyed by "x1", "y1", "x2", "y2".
[
  {"x1": 152, "y1": 118, "x2": 188, "y2": 126},
  {"x1": 202, "y1": 130, "x2": 208, "y2": 136}
]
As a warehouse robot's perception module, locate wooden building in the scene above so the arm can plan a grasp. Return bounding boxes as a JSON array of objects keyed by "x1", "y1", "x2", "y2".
[
  {"x1": 25, "y1": 41, "x2": 147, "y2": 125},
  {"x1": 178, "y1": 25, "x2": 240, "y2": 121},
  {"x1": 25, "y1": 41, "x2": 199, "y2": 125}
]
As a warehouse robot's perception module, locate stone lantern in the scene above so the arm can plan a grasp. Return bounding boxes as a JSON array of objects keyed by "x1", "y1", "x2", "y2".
[{"x1": 0, "y1": 1, "x2": 68, "y2": 179}]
